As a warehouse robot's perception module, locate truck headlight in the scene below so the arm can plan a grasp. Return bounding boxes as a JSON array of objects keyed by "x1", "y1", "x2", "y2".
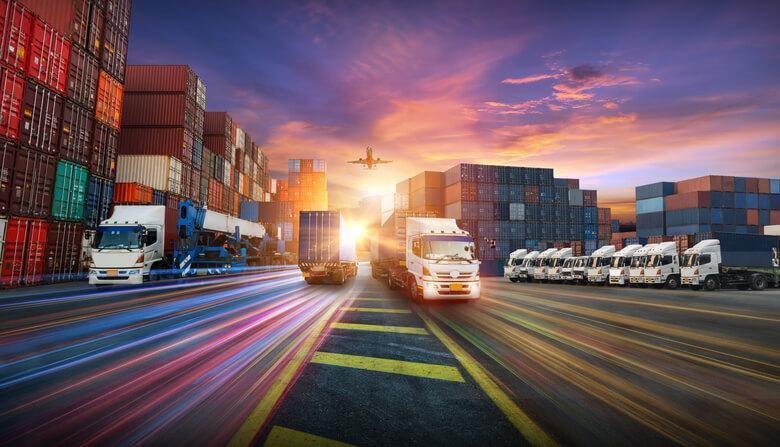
[
  {"x1": 135, "y1": 254, "x2": 145, "y2": 264},
  {"x1": 128, "y1": 270, "x2": 140, "y2": 275},
  {"x1": 423, "y1": 266, "x2": 431, "y2": 276},
  {"x1": 693, "y1": 269, "x2": 699, "y2": 275}
]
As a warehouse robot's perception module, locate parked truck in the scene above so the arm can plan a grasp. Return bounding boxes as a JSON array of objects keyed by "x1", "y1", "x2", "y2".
[
  {"x1": 504, "y1": 249, "x2": 528, "y2": 282},
  {"x1": 608, "y1": 244, "x2": 643, "y2": 286},
  {"x1": 643, "y1": 241, "x2": 681, "y2": 289},
  {"x1": 533, "y1": 248, "x2": 558, "y2": 282},
  {"x1": 518, "y1": 250, "x2": 540, "y2": 282},
  {"x1": 629, "y1": 243, "x2": 658, "y2": 286},
  {"x1": 681, "y1": 233, "x2": 780, "y2": 291},
  {"x1": 559, "y1": 256, "x2": 577, "y2": 282},
  {"x1": 88, "y1": 201, "x2": 267, "y2": 285},
  {"x1": 571, "y1": 256, "x2": 590, "y2": 284},
  {"x1": 586, "y1": 245, "x2": 616, "y2": 284},
  {"x1": 548, "y1": 248, "x2": 573, "y2": 281},
  {"x1": 298, "y1": 211, "x2": 358, "y2": 284},
  {"x1": 378, "y1": 217, "x2": 480, "y2": 301}
]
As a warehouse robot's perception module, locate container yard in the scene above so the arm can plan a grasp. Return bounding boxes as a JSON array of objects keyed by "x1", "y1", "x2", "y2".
[{"x1": 1, "y1": 3, "x2": 779, "y2": 447}]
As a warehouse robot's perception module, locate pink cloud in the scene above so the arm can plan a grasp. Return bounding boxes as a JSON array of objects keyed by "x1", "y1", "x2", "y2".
[{"x1": 501, "y1": 73, "x2": 562, "y2": 85}]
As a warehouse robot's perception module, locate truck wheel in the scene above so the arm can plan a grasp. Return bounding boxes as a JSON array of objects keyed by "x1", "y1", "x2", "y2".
[
  {"x1": 407, "y1": 277, "x2": 421, "y2": 302},
  {"x1": 750, "y1": 275, "x2": 767, "y2": 291},
  {"x1": 665, "y1": 276, "x2": 679, "y2": 290},
  {"x1": 387, "y1": 274, "x2": 398, "y2": 290},
  {"x1": 509, "y1": 277, "x2": 518, "y2": 283},
  {"x1": 704, "y1": 276, "x2": 718, "y2": 291}
]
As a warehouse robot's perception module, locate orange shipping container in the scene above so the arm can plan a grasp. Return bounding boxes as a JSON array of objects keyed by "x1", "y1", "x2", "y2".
[
  {"x1": 242, "y1": 175, "x2": 249, "y2": 196},
  {"x1": 771, "y1": 210, "x2": 780, "y2": 225},
  {"x1": 113, "y1": 182, "x2": 153, "y2": 204},
  {"x1": 208, "y1": 179, "x2": 223, "y2": 212},
  {"x1": 744, "y1": 178, "x2": 759, "y2": 193},
  {"x1": 96, "y1": 70, "x2": 123, "y2": 129},
  {"x1": 757, "y1": 178, "x2": 771, "y2": 194},
  {"x1": 746, "y1": 209, "x2": 759, "y2": 226},
  {"x1": 233, "y1": 191, "x2": 239, "y2": 216},
  {"x1": 676, "y1": 175, "x2": 734, "y2": 194}
]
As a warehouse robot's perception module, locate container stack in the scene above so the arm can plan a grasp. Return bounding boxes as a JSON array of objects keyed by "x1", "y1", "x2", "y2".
[
  {"x1": 597, "y1": 207, "x2": 612, "y2": 245},
  {"x1": 635, "y1": 176, "x2": 780, "y2": 238},
  {"x1": 408, "y1": 171, "x2": 444, "y2": 216},
  {"x1": 0, "y1": 0, "x2": 131, "y2": 286}
]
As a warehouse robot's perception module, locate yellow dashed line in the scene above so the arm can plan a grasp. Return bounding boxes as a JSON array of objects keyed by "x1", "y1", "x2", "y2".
[
  {"x1": 340, "y1": 307, "x2": 411, "y2": 314},
  {"x1": 331, "y1": 322, "x2": 428, "y2": 335},
  {"x1": 263, "y1": 426, "x2": 354, "y2": 447},
  {"x1": 311, "y1": 352, "x2": 465, "y2": 382}
]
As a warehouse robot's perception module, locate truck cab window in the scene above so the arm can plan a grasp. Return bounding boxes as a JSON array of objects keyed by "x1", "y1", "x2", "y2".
[
  {"x1": 662, "y1": 255, "x2": 673, "y2": 265},
  {"x1": 412, "y1": 238, "x2": 421, "y2": 257},
  {"x1": 146, "y1": 229, "x2": 158, "y2": 245},
  {"x1": 699, "y1": 254, "x2": 711, "y2": 264}
]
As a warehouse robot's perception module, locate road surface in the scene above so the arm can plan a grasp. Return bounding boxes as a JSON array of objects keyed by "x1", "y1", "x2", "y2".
[{"x1": 1, "y1": 267, "x2": 777, "y2": 446}]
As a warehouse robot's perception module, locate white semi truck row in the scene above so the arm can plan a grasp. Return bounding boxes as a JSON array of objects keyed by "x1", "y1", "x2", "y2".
[{"x1": 504, "y1": 233, "x2": 779, "y2": 291}]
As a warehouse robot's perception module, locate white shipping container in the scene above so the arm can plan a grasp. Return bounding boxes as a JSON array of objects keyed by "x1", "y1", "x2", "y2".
[
  {"x1": 509, "y1": 203, "x2": 525, "y2": 220},
  {"x1": 196, "y1": 77, "x2": 207, "y2": 110},
  {"x1": 227, "y1": 144, "x2": 235, "y2": 164},
  {"x1": 271, "y1": 178, "x2": 277, "y2": 194},
  {"x1": 235, "y1": 127, "x2": 245, "y2": 149},
  {"x1": 244, "y1": 154, "x2": 252, "y2": 175},
  {"x1": 264, "y1": 192, "x2": 271, "y2": 202},
  {"x1": 223, "y1": 161, "x2": 232, "y2": 186},
  {"x1": 0, "y1": 217, "x2": 6, "y2": 261},
  {"x1": 282, "y1": 222, "x2": 293, "y2": 241},
  {"x1": 444, "y1": 202, "x2": 462, "y2": 220},
  {"x1": 252, "y1": 182, "x2": 263, "y2": 201},
  {"x1": 116, "y1": 155, "x2": 182, "y2": 195},
  {"x1": 764, "y1": 225, "x2": 780, "y2": 236}
]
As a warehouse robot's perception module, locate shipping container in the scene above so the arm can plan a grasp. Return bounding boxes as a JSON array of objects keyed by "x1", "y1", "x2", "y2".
[
  {"x1": 0, "y1": 65, "x2": 25, "y2": 140},
  {"x1": 124, "y1": 65, "x2": 197, "y2": 95},
  {"x1": 21, "y1": 0, "x2": 92, "y2": 45},
  {"x1": 117, "y1": 127, "x2": 192, "y2": 162},
  {"x1": 0, "y1": 141, "x2": 13, "y2": 212},
  {"x1": 675, "y1": 175, "x2": 734, "y2": 194},
  {"x1": 91, "y1": 121, "x2": 117, "y2": 178},
  {"x1": 121, "y1": 92, "x2": 197, "y2": 127},
  {"x1": 112, "y1": 181, "x2": 151, "y2": 204},
  {"x1": 83, "y1": 175, "x2": 112, "y2": 228},
  {"x1": 51, "y1": 159, "x2": 88, "y2": 220},
  {"x1": 1, "y1": 216, "x2": 48, "y2": 286},
  {"x1": 27, "y1": 18, "x2": 71, "y2": 94},
  {"x1": 95, "y1": 70, "x2": 122, "y2": 128},
  {"x1": 635, "y1": 181, "x2": 675, "y2": 200},
  {"x1": 207, "y1": 178, "x2": 223, "y2": 212},
  {"x1": 410, "y1": 170, "x2": 443, "y2": 192},
  {"x1": 203, "y1": 134, "x2": 229, "y2": 158},
  {"x1": 582, "y1": 189, "x2": 597, "y2": 206},
  {"x1": 11, "y1": 148, "x2": 56, "y2": 217},
  {"x1": 195, "y1": 76, "x2": 206, "y2": 109},
  {"x1": 664, "y1": 191, "x2": 712, "y2": 211},
  {"x1": 100, "y1": 21, "x2": 127, "y2": 81},
  {"x1": 45, "y1": 220, "x2": 83, "y2": 282},
  {"x1": 568, "y1": 189, "x2": 583, "y2": 206},
  {"x1": 60, "y1": 100, "x2": 92, "y2": 164},
  {"x1": 115, "y1": 154, "x2": 181, "y2": 194},
  {"x1": 0, "y1": 0, "x2": 33, "y2": 71},
  {"x1": 666, "y1": 208, "x2": 710, "y2": 227},
  {"x1": 67, "y1": 44, "x2": 99, "y2": 109},
  {"x1": 20, "y1": 82, "x2": 63, "y2": 153},
  {"x1": 204, "y1": 111, "x2": 232, "y2": 136},
  {"x1": 636, "y1": 197, "x2": 664, "y2": 214}
]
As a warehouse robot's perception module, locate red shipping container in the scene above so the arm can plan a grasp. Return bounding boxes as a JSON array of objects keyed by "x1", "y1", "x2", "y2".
[
  {"x1": 11, "y1": 148, "x2": 56, "y2": 217},
  {"x1": 757, "y1": 178, "x2": 770, "y2": 194},
  {"x1": 180, "y1": 165, "x2": 191, "y2": 201},
  {"x1": 583, "y1": 189, "x2": 598, "y2": 206},
  {"x1": 125, "y1": 65, "x2": 197, "y2": 96},
  {"x1": 20, "y1": 82, "x2": 63, "y2": 154},
  {"x1": 27, "y1": 18, "x2": 71, "y2": 94},
  {"x1": 67, "y1": 44, "x2": 98, "y2": 109},
  {"x1": 1, "y1": 216, "x2": 48, "y2": 286},
  {"x1": 95, "y1": 69, "x2": 122, "y2": 128},
  {"x1": 100, "y1": 21, "x2": 127, "y2": 81},
  {"x1": 597, "y1": 207, "x2": 611, "y2": 224},
  {"x1": 204, "y1": 111, "x2": 231, "y2": 136},
  {"x1": 0, "y1": 140, "x2": 14, "y2": 212},
  {"x1": 45, "y1": 220, "x2": 83, "y2": 282},
  {"x1": 91, "y1": 121, "x2": 117, "y2": 179},
  {"x1": 60, "y1": 100, "x2": 92, "y2": 164},
  {"x1": 103, "y1": 0, "x2": 131, "y2": 36},
  {"x1": 676, "y1": 175, "x2": 735, "y2": 194},
  {"x1": 524, "y1": 185, "x2": 539, "y2": 204},
  {"x1": 0, "y1": 0, "x2": 33, "y2": 71},
  {"x1": 112, "y1": 182, "x2": 152, "y2": 204},
  {"x1": 203, "y1": 134, "x2": 229, "y2": 157},
  {"x1": 746, "y1": 209, "x2": 759, "y2": 226},
  {"x1": 118, "y1": 127, "x2": 193, "y2": 163},
  {"x1": 771, "y1": 210, "x2": 780, "y2": 225},
  {"x1": 744, "y1": 177, "x2": 759, "y2": 194},
  {"x1": 664, "y1": 191, "x2": 712, "y2": 211},
  {"x1": 0, "y1": 65, "x2": 24, "y2": 140},
  {"x1": 121, "y1": 93, "x2": 196, "y2": 128},
  {"x1": 208, "y1": 178, "x2": 222, "y2": 211},
  {"x1": 20, "y1": 0, "x2": 91, "y2": 46}
]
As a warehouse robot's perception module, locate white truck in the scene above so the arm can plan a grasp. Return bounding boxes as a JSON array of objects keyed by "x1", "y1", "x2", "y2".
[
  {"x1": 571, "y1": 256, "x2": 589, "y2": 284},
  {"x1": 533, "y1": 248, "x2": 558, "y2": 281},
  {"x1": 681, "y1": 234, "x2": 780, "y2": 291},
  {"x1": 385, "y1": 217, "x2": 481, "y2": 301},
  {"x1": 586, "y1": 245, "x2": 616, "y2": 284},
  {"x1": 88, "y1": 203, "x2": 266, "y2": 285},
  {"x1": 518, "y1": 250, "x2": 540, "y2": 282},
  {"x1": 629, "y1": 244, "x2": 657, "y2": 286},
  {"x1": 504, "y1": 249, "x2": 528, "y2": 282},
  {"x1": 643, "y1": 241, "x2": 681, "y2": 289},
  {"x1": 608, "y1": 244, "x2": 643, "y2": 286},
  {"x1": 559, "y1": 256, "x2": 577, "y2": 282},
  {"x1": 548, "y1": 248, "x2": 573, "y2": 281}
]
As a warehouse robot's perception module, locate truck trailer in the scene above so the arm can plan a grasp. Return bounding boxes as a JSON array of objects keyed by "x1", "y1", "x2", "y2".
[
  {"x1": 681, "y1": 233, "x2": 780, "y2": 291},
  {"x1": 298, "y1": 211, "x2": 358, "y2": 284},
  {"x1": 88, "y1": 201, "x2": 267, "y2": 285},
  {"x1": 377, "y1": 216, "x2": 480, "y2": 301}
]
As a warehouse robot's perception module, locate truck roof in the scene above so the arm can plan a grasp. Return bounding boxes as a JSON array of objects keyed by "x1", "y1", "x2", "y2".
[
  {"x1": 615, "y1": 244, "x2": 643, "y2": 257},
  {"x1": 551, "y1": 247, "x2": 572, "y2": 258},
  {"x1": 591, "y1": 245, "x2": 616, "y2": 257},
  {"x1": 102, "y1": 205, "x2": 166, "y2": 226},
  {"x1": 525, "y1": 250, "x2": 541, "y2": 259},
  {"x1": 648, "y1": 241, "x2": 677, "y2": 255},
  {"x1": 684, "y1": 239, "x2": 719, "y2": 254},
  {"x1": 538, "y1": 248, "x2": 558, "y2": 258},
  {"x1": 633, "y1": 243, "x2": 658, "y2": 256},
  {"x1": 508, "y1": 249, "x2": 528, "y2": 259},
  {"x1": 406, "y1": 217, "x2": 467, "y2": 236}
]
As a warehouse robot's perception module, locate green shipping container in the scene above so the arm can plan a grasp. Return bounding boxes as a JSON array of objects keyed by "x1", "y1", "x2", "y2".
[{"x1": 52, "y1": 160, "x2": 89, "y2": 221}]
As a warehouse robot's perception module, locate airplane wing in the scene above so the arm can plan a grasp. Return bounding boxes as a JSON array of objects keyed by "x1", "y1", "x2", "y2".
[
  {"x1": 348, "y1": 159, "x2": 366, "y2": 164},
  {"x1": 376, "y1": 159, "x2": 392, "y2": 164}
]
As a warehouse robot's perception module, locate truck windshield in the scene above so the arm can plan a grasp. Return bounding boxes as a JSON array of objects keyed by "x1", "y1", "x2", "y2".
[
  {"x1": 630, "y1": 256, "x2": 645, "y2": 268},
  {"x1": 610, "y1": 256, "x2": 628, "y2": 268},
  {"x1": 93, "y1": 226, "x2": 143, "y2": 250},
  {"x1": 422, "y1": 235, "x2": 475, "y2": 261},
  {"x1": 682, "y1": 254, "x2": 696, "y2": 267},
  {"x1": 647, "y1": 254, "x2": 668, "y2": 267},
  {"x1": 512, "y1": 258, "x2": 524, "y2": 266}
]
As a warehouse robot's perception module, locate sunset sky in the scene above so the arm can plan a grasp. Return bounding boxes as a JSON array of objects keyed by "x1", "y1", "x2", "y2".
[{"x1": 128, "y1": 1, "x2": 780, "y2": 220}]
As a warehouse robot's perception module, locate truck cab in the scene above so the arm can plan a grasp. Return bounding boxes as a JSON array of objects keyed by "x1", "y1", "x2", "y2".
[
  {"x1": 533, "y1": 248, "x2": 559, "y2": 281},
  {"x1": 560, "y1": 257, "x2": 577, "y2": 282},
  {"x1": 518, "y1": 250, "x2": 540, "y2": 282},
  {"x1": 405, "y1": 218, "x2": 480, "y2": 300},
  {"x1": 548, "y1": 248, "x2": 573, "y2": 281},
  {"x1": 586, "y1": 245, "x2": 616, "y2": 284},
  {"x1": 504, "y1": 249, "x2": 528, "y2": 282},
  {"x1": 629, "y1": 244, "x2": 657, "y2": 285},
  {"x1": 681, "y1": 240, "x2": 721, "y2": 290},
  {"x1": 643, "y1": 241, "x2": 681, "y2": 288},
  {"x1": 88, "y1": 206, "x2": 166, "y2": 285},
  {"x1": 681, "y1": 238, "x2": 780, "y2": 291},
  {"x1": 608, "y1": 244, "x2": 643, "y2": 286},
  {"x1": 571, "y1": 256, "x2": 589, "y2": 283}
]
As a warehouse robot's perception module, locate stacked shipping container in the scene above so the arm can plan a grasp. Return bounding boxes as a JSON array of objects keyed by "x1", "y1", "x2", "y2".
[
  {"x1": 1, "y1": 0, "x2": 131, "y2": 286},
  {"x1": 635, "y1": 176, "x2": 780, "y2": 238}
]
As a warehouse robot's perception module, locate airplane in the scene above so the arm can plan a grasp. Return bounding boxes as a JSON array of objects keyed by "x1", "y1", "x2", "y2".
[{"x1": 348, "y1": 146, "x2": 392, "y2": 169}]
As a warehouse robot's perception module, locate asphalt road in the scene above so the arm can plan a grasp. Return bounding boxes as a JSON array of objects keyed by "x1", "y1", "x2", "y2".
[{"x1": 1, "y1": 267, "x2": 778, "y2": 446}]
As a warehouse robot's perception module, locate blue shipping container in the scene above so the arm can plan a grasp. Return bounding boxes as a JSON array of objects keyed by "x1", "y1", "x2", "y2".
[
  {"x1": 84, "y1": 176, "x2": 114, "y2": 229},
  {"x1": 240, "y1": 201, "x2": 259, "y2": 221},
  {"x1": 735, "y1": 193, "x2": 747, "y2": 209},
  {"x1": 636, "y1": 197, "x2": 665, "y2": 214},
  {"x1": 745, "y1": 193, "x2": 758, "y2": 208},
  {"x1": 667, "y1": 224, "x2": 709, "y2": 236},
  {"x1": 666, "y1": 208, "x2": 710, "y2": 226},
  {"x1": 771, "y1": 179, "x2": 780, "y2": 194},
  {"x1": 759, "y1": 194, "x2": 770, "y2": 209},
  {"x1": 734, "y1": 177, "x2": 746, "y2": 192},
  {"x1": 635, "y1": 182, "x2": 675, "y2": 200},
  {"x1": 692, "y1": 232, "x2": 780, "y2": 268},
  {"x1": 152, "y1": 189, "x2": 166, "y2": 206},
  {"x1": 771, "y1": 194, "x2": 780, "y2": 209}
]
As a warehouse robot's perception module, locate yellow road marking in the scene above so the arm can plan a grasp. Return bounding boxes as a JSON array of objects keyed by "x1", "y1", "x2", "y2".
[
  {"x1": 263, "y1": 426, "x2": 353, "y2": 447},
  {"x1": 228, "y1": 302, "x2": 341, "y2": 447},
  {"x1": 340, "y1": 307, "x2": 411, "y2": 314},
  {"x1": 415, "y1": 310, "x2": 557, "y2": 447},
  {"x1": 331, "y1": 322, "x2": 428, "y2": 335},
  {"x1": 311, "y1": 352, "x2": 464, "y2": 382},
  {"x1": 352, "y1": 297, "x2": 393, "y2": 302}
]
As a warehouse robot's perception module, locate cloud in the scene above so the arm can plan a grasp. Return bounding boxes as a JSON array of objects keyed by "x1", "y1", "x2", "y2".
[
  {"x1": 553, "y1": 91, "x2": 594, "y2": 101},
  {"x1": 501, "y1": 73, "x2": 561, "y2": 85},
  {"x1": 568, "y1": 64, "x2": 603, "y2": 81},
  {"x1": 603, "y1": 101, "x2": 619, "y2": 110},
  {"x1": 599, "y1": 113, "x2": 637, "y2": 124}
]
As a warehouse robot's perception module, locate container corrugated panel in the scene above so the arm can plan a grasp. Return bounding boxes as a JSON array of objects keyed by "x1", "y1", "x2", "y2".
[
  {"x1": 1, "y1": 216, "x2": 48, "y2": 286},
  {"x1": 45, "y1": 220, "x2": 84, "y2": 282},
  {"x1": 636, "y1": 181, "x2": 676, "y2": 200},
  {"x1": 118, "y1": 127, "x2": 192, "y2": 162},
  {"x1": 298, "y1": 211, "x2": 342, "y2": 262},
  {"x1": 95, "y1": 70, "x2": 123, "y2": 129},
  {"x1": 27, "y1": 18, "x2": 71, "y2": 94},
  {"x1": 410, "y1": 171, "x2": 443, "y2": 191},
  {"x1": 100, "y1": 21, "x2": 128, "y2": 82},
  {"x1": 11, "y1": 148, "x2": 57, "y2": 218},
  {"x1": 68, "y1": 44, "x2": 99, "y2": 110},
  {"x1": 745, "y1": 193, "x2": 758, "y2": 208},
  {"x1": 0, "y1": 1, "x2": 34, "y2": 71},
  {"x1": 509, "y1": 203, "x2": 524, "y2": 220},
  {"x1": 664, "y1": 191, "x2": 712, "y2": 211},
  {"x1": 84, "y1": 176, "x2": 113, "y2": 228},
  {"x1": 22, "y1": 0, "x2": 91, "y2": 43},
  {"x1": 115, "y1": 155, "x2": 182, "y2": 194},
  {"x1": 21, "y1": 82, "x2": 64, "y2": 154},
  {"x1": 0, "y1": 66, "x2": 25, "y2": 141},
  {"x1": 151, "y1": 189, "x2": 166, "y2": 205},
  {"x1": 121, "y1": 93, "x2": 191, "y2": 127},
  {"x1": 758, "y1": 194, "x2": 770, "y2": 209},
  {"x1": 240, "y1": 201, "x2": 259, "y2": 221},
  {"x1": 52, "y1": 160, "x2": 88, "y2": 221},
  {"x1": 734, "y1": 177, "x2": 746, "y2": 192},
  {"x1": 60, "y1": 101, "x2": 93, "y2": 165},
  {"x1": 91, "y1": 122, "x2": 118, "y2": 179},
  {"x1": 0, "y1": 141, "x2": 15, "y2": 213},
  {"x1": 125, "y1": 65, "x2": 197, "y2": 94},
  {"x1": 771, "y1": 179, "x2": 780, "y2": 194},
  {"x1": 636, "y1": 197, "x2": 664, "y2": 214},
  {"x1": 568, "y1": 189, "x2": 583, "y2": 206},
  {"x1": 675, "y1": 176, "x2": 734, "y2": 194},
  {"x1": 666, "y1": 208, "x2": 710, "y2": 226},
  {"x1": 443, "y1": 202, "x2": 462, "y2": 220}
]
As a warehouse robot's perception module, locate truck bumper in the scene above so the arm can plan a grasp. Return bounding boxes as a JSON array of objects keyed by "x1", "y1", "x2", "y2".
[
  {"x1": 88, "y1": 269, "x2": 144, "y2": 285},
  {"x1": 629, "y1": 276, "x2": 644, "y2": 284},
  {"x1": 589, "y1": 275, "x2": 607, "y2": 283},
  {"x1": 645, "y1": 276, "x2": 663, "y2": 284},
  {"x1": 682, "y1": 276, "x2": 699, "y2": 285},
  {"x1": 422, "y1": 281, "x2": 480, "y2": 300},
  {"x1": 610, "y1": 276, "x2": 627, "y2": 285}
]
